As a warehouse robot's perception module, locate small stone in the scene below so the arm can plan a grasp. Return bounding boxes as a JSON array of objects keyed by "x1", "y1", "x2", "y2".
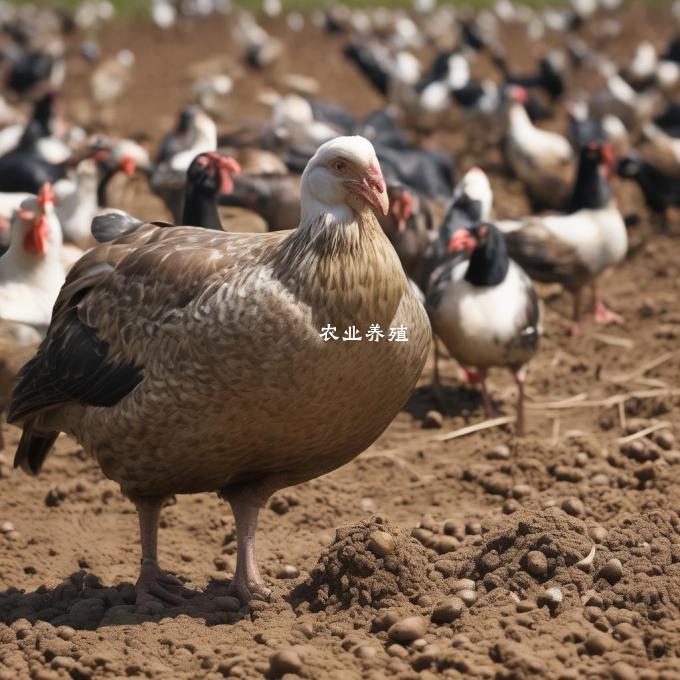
[
  {"x1": 456, "y1": 589, "x2": 477, "y2": 607},
  {"x1": 451, "y1": 579, "x2": 475, "y2": 592},
  {"x1": 372, "y1": 610, "x2": 400, "y2": 632},
  {"x1": 516, "y1": 599, "x2": 536, "y2": 613},
  {"x1": 423, "y1": 410, "x2": 443, "y2": 429},
  {"x1": 588, "y1": 527, "x2": 608, "y2": 543},
  {"x1": 599, "y1": 558, "x2": 623, "y2": 585},
  {"x1": 511, "y1": 484, "x2": 532, "y2": 499},
  {"x1": 442, "y1": 520, "x2": 464, "y2": 539},
  {"x1": 386, "y1": 643, "x2": 408, "y2": 658},
  {"x1": 611, "y1": 662, "x2": 637, "y2": 680},
  {"x1": 465, "y1": 521, "x2": 482, "y2": 535},
  {"x1": 388, "y1": 616, "x2": 428, "y2": 644},
  {"x1": 503, "y1": 499, "x2": 520, "y2": 514},
  {"x1": 56, "y1": 626, "x2": 75, "y2": 641},
  {"x1": 486, "y1": 445, "x2": 510, "y2": 460},
  {"x1": 269, "y1": 648, "x2": 303, "y2": 676},
  {"x1": 561, "y1": 497, "x2": 585, "y2": 518},
  {"x1": 276, "y1": 565, "x2": 300, "y2": 579},
  {"x1": 0, "y1": 521, "x2": 14, "y2": 534},
  {"x1": 654, "y1": 431, "x2": 674, "y2": 451},
  {"x1": 525, "y1": 550, "x2": 548, "y2": 577},
  {"x1": 431, "y1": 596, "x2": 464, "y2": 624},
  {"x1": 585, "y1": 633, "x2": 612, "y2": 655},
  {"x1": 435, "y1": 536, "x2": 459, "y2": 554},
  {"x1": 367, "y1": 530, "x2": 396, "y2": 557},
  {"x1": 591, "y1": 473, "x2": 610, "y2": 486},
  {"x1": 537, "y1": 587, "x2": 562, "y2": 608}
]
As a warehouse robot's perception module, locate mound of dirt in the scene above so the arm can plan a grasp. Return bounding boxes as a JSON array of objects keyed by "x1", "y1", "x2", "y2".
[{"x1": 296, "y1": 516, "x2": 439, "y2": 612}]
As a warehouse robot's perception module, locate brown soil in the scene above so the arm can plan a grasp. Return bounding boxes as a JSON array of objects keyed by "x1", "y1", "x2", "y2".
[{"x1": 2, "y1": 4, "x2": 680, "y2": 680}]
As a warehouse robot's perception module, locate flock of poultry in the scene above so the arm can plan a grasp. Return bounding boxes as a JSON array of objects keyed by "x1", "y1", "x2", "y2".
[{"x1": 0, "y1": 0, "x2": 678, "y2": 604}]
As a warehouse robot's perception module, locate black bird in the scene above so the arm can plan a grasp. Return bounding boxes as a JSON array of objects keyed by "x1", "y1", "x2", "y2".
[{"x1": 182, "y1": 152, "x2": 241, "y2": 230}]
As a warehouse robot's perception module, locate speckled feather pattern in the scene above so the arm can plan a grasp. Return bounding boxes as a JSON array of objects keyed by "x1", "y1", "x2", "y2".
[{"x1": 28, "y1": 213, "x2": 431, "y2": 498}]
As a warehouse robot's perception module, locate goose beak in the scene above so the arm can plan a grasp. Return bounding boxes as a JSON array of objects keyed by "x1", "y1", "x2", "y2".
[
  {"x1": 448, "y1": 228, "x2": 477, "y2": 255},
  {"x1": 347, "y1": 162, "x2": 388, "y2": 216}
]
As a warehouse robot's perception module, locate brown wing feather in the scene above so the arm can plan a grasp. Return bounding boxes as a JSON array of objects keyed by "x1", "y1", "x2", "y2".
[{"x1": 503, "y1": 221, "x2": 589, "y2": 290}]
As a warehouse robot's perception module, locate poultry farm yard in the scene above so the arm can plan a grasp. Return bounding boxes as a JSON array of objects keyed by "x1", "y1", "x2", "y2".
[{"x1": 1, "y1": 2, "x2": 680, "y2": 679}]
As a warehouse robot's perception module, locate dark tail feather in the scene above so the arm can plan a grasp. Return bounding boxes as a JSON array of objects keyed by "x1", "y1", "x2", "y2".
[{"x1": 14, "y1": 421, "x2": 58, "y2": 476}]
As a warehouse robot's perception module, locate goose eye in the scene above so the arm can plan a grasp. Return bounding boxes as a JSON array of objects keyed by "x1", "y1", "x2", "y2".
[{"x1": 332, "y1": 160, "x2": 347, "y2": 173}]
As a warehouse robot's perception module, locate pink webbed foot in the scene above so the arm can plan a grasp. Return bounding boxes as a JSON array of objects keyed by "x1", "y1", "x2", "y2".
[{"x1": 593, "y1": 302, "x2": 624, "y2": 325}]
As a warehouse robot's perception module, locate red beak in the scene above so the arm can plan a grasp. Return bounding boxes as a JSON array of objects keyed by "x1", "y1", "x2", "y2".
[
  {"x1": 23, "y1": 215, "x2": 49, "y2": 257},
  {"x1": 600, "y1": 143, "x2": 616, "y2": 181},
  {"x1": 448, "y1": 228, "x2": 477, "y2": 255},
  {"x1": 38, "y1": 182, "x2": 56, "y2": 207},
  {"x1": 120, "y1": 155, "x2": 137, "y2": 177}
]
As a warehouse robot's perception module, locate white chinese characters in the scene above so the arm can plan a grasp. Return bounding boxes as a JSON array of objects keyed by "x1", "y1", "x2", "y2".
[{"x1": 319, "y1": 324, "x2": 408, "y2": 342}]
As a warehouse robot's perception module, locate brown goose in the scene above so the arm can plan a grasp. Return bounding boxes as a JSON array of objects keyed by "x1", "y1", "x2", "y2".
[{"x1": 8, "y1": 136, "x2": 431, "y2": 604}]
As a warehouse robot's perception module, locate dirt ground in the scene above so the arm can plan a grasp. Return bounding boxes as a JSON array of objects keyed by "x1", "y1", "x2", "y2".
[{"x1": 1, "y1": 3, "x2": 680, "y2": 679}]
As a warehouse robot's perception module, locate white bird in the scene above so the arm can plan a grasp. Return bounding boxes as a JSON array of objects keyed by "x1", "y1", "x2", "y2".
[
  {"x1": 497, "y1": 142, "x2": 626, "y2": 334},
  {"x1": 0, "y1": 184, "x2": 65, "y2": 335},
  {"x1": 503, "y1": 86, "x2": 574, "y2": 209}
]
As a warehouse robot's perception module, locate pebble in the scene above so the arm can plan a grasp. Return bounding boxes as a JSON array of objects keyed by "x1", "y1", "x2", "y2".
[
  {"x1": 537, "y1": 587, "x2": 562, "y2": 608},
  {"x1": 511, "y1": 484, "x2": 533, "y2": 499},
  {"x1": 654, "y1": 430, "x2": 674, "y2": 451},
  {"x1": 465, "y1": 521, "x2": 482, "y2": 535},
  {"x1": 599, "y1": 558, "x2": 623, "y2": 585},
  {"x1": 585, "y1": 633, "x2": 612, "y2": 655},
  {"x1": 372, "y1": 610, "x2": 400, "y2": 632},
  {"x1": 516, "y1": 599, "x2": 537, "y2": 613},
  {"x1": 435, "y1": 536, "x2": 459, "y2": 554},
  {"x1": 276, "y1": 565, "x2": 300, "y2": 579},
  {"x1": 611, "y1": 662, "x2": 638, "y2": 680},
  {"x1": 451, "y1": 579, "x2": 475, "y2": 592},
  {"x1": 486, "y1": 445, "x2": 510, "y2": 460},
  {"x1": 354, "y1": 645, "x2": 377, "y2": 660},
  {"x1": 0, "y1": 521, "x2": 14, "y2": 534},
  {"x1": 455, "y1": 589, "x2": 477, "y2": 607},
  {"x1": 423, "y1": 410, "x2": 443, "y2": 429},
  {"x1": 56, "y1": 626, "x2": 75, "y2": 641},
  {"x1": 431, "y1": 596, "x2": 465, "y2": 624},
  {"x1": 443, "y1": 520, "x2": 465, "y2": 539},
  {"x1": 386, "y1": 643, "x2": 408, "y2": 659},
  {"x1": 368, "y1": 530, "x2": 396, "y2": 557},
  {"x1": 588, "y1": 527, "x2": 608, "y2": 543},
  {"x1": 502, "y1": 499, "x2": 520, "y2": 514},
  {"x1": 269, "y1": 648, "x2": 303, "y2": 676},
  {"x1": 388, "y1": 616, "x2": 428, "y2": 644},
  {"x1": 525, "y1": 550, "x2": 548, "y2": 577},
  {"x1": 561, "y1": 497, "x2": 586, "y2": 518}
]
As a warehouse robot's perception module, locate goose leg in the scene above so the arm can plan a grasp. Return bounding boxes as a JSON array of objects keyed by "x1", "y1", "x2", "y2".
[
  {"x1": 569, "y1": 289, "x2": 582, "y2": 336},
  {"x1": 432, "y1": 337, "x2": 445, "y2": 407},
  {"x1": 479, "y1": 370, "x2": 498, "y2": 418},
  {"x1": 135, "y1": 498, "x2": 185, "y2": 606},
  {"x1": 226, "y1": 495, "x2": 271, "y2": 603},
  {"x1": 514, "y1": 368, "x2": 527, "y2": 437},
  {"x1": 591, "y1": 282, "x2": 623, "y2": 325}
]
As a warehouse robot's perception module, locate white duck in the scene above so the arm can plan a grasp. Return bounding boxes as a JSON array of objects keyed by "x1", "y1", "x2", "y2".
[
  {"x1": 427, "y1": 222, "x2": 540, "y2": 435},
  {"x1": 497, "y1": 141, "x2": 626, "y2": 334},
  {"x1": 503, "y1": 86, "x2": 574, "y2": 209},
  {"x1": 0, "y1": 184, "x2": 65, "y2": 335}
]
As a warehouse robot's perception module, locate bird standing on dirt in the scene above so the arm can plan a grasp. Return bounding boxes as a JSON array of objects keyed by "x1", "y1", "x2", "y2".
[
  {"x1": 427, "y1": 222, "x2": 541, "y2": 436},
  {"x1": 8, "y1": 136, "x2": 431, "y2": 604}
]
